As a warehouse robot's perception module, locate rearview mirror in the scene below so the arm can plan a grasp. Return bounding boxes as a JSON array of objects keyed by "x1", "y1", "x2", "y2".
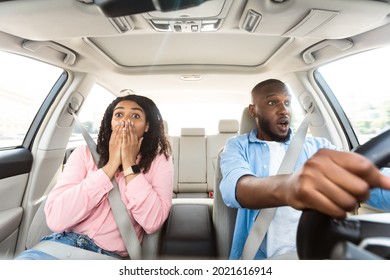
[{"x1": 94, "y1": 0, "x2": 210, "y2": 17}]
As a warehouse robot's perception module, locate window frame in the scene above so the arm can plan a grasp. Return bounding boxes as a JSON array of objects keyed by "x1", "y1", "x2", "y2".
[{"x1": 314, "y1": 69, "x2": 359, "y2": 150}]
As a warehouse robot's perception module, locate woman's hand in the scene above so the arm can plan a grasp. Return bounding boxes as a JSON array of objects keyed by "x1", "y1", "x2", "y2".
[
  {"x1": 102, "y1": 121, "x2": 122, "y2": 179},
  {"x1": 121, "y1": 120, "x2": 143, "y2": 169}
]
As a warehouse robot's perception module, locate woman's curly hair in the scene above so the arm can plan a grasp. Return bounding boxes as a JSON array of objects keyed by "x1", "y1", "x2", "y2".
[{"x1": 96, "y1": 94, "x2": 171, "y2": 173}]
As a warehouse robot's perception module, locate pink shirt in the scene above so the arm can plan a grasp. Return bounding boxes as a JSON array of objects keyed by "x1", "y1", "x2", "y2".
[{"x1": 44, "y1": 145, "x2": 173, "y2": 257}]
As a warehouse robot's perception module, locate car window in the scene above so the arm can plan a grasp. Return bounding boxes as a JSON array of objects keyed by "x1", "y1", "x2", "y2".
[
  {"x1": 317, "y1": 46, "x2": 390, "y2": 145},
  {"x1": 158, "y1": 90, "x2": 305, "y2": 136},
  {"x1": 0, "y1": 51, "x2": 63, "y2": 149},
  {"x1": 158, "y1": 103, "x2": 244, "y2": 136},
  {"x1": 67, "y1": 84, "x2": 115, "y2": 148},
  {"x1": 288, "y1": 85, "x2": 306, "y2": 134}
]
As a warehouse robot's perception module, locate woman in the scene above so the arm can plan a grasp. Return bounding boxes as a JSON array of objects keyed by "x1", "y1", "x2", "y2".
[{"x1": 16, "y1": 94, "x2": 173, "y2": 259}]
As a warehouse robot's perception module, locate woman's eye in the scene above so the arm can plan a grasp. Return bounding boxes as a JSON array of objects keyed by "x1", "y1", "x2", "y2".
[
  {"x1": 114, "y1": 112, "x2": 123, "y2": 118},
  {"x1": 132, "y1": 114, "x2": 141, "y2": 119}
]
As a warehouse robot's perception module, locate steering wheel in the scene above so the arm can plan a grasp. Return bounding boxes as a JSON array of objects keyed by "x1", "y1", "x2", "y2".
[{"x1": 296, "y1": 128, "x2": 390, "y2": 260}]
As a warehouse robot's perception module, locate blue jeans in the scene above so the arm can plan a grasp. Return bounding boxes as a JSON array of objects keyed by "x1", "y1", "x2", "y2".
[{"x1": 15, "y1": 232, "x2": 124, "y2": 260}]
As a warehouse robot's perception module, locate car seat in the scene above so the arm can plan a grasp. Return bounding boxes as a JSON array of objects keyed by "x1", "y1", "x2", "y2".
[{"x1": 212, "y1": 107, "x2": 256, "y2": 259}]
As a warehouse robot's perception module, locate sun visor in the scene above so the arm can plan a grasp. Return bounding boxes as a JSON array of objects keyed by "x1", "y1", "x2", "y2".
[{"x1": 239, "y1": 0, "x2": 390, "y2": 39}]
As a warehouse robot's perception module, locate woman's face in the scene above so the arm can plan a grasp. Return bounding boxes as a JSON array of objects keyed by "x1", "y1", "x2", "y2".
[{"x1": 111, "y1": 100, "x2": 149, "y2": 139}]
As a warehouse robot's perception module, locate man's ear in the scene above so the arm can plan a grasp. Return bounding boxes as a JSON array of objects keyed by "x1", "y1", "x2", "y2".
[{"x1": 248, "y1": 104, "x2": 256, "y2": 118}]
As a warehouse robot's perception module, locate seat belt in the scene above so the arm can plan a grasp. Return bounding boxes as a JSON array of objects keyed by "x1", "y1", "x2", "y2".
[
  {"x1": 241, "y1": 103, "x2": 315, "y2": 260},
  {"x1": 69, "y1": 105, "x2": 142, "y2": 260}
]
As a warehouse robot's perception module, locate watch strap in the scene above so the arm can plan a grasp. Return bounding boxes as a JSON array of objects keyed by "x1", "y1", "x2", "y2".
[{"x1": 124, "y1": 165, "x2": 140, "y2": 176}]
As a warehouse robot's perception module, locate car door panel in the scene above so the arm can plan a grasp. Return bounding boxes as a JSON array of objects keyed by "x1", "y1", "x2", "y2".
[
  {"x1": 0, "y1": 148, "x2": 33, "y2": 259},
  {"x1": 0, "y1": 208, "x2": 23, "y2": 259},
  {"x1": 0, "y1": 148, "x2": 33, "y2": 179}
]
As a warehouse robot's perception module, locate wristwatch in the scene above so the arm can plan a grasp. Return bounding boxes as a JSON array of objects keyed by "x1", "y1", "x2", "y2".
[{"x1": 123, "y1": 165, "x2": 141, "y2": 177}]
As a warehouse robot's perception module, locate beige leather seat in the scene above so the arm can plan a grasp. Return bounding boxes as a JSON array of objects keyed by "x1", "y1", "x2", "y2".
[
  {"x1": 207, "y1": 119, "x2": 239, "y2": 196},
  {"x1": 176, "y1": 127, "x2": 208, "y2": 198},
  {"x1": 212, "y1": 108, "x2": 256, "y2": 259}
]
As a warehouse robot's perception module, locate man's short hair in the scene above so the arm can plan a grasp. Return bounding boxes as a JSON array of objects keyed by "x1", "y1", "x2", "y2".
[{"x1": 252, "y1": 79, "x2": 285, "y2": 94}]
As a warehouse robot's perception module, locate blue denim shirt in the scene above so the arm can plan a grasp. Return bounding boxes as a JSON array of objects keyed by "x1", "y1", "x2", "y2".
[
  {"x1": 366, "y1": 168, "x2": 390, "y2": 211},
  {"x1": 219, "y1": 128, "x2": 390, "y2": 259}
]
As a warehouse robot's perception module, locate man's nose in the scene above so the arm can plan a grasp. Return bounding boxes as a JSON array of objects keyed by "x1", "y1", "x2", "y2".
[{"x1": 277, "y1": 103, "x2": 289, "y2": 114}]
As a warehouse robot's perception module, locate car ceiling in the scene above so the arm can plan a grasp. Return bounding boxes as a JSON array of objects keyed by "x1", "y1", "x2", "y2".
[{"x1": 0, "y1": 0, "x2": 390, "y2": 104}]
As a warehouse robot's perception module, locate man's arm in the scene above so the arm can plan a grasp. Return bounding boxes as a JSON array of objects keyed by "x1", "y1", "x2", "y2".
[
  {"x1": 219, "y1": 135, "x2": 256, "y2": 209},
  {"x1": 236, "y1": 174, "x2": 290, "y2": 209},
  {"x1": 236, "y1": 149, "x2": 390, "y2": 219}
]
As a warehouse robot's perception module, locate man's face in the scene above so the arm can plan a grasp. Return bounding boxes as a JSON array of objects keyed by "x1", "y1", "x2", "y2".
[{"x1": 249, "y1": 83, "x2": 292, "y2": 142}]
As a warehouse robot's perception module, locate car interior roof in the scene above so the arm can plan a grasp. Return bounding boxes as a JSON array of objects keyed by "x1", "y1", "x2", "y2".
[{"x1": 0, "y1": 0, "x2": 390, "y2": 103}]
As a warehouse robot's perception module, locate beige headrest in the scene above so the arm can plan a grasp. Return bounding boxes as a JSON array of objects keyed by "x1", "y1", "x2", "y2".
[
  {"x1": 180, "y1": 127, "x2": 206, "y2": 136},
  {"x1": 239, "y1": 107, "x2": 256, "y2": 134},
  {"x1": 218, "y1": 119, "x2": 239, "y2": 133}
]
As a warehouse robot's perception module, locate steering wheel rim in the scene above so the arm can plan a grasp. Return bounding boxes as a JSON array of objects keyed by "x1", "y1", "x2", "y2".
[{"x1": 296, "y1": 128, "x2": 390, "y2": 260}]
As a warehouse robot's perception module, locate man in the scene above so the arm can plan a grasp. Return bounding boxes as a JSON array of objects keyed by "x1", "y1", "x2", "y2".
[{"x1": 219, "y1": 79, "x2": 390, "y2": 259}]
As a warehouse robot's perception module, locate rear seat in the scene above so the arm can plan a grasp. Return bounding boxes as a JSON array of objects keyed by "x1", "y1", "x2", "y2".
[
  {"x1": 169, "y1": 121, "x2": 239, "y2": 203},
  {"x1": 176, "y1": 127, "x2": 208, "y2": 197},
  {"x1": 160, "y1": 120, "x2": 238, "y2": 259}
]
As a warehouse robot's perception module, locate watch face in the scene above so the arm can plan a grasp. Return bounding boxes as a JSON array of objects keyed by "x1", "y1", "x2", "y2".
[{"x1": 132, "y1": 165, "x2": 141, "y2": 174}]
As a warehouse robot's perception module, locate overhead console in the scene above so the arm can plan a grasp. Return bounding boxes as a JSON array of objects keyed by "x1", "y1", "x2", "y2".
[{"x1": 143, "y1": 0, "x2": 233, "y2": 32}]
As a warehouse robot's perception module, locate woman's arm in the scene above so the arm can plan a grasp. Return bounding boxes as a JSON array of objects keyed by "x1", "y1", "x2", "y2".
[
  {"x1": 44, "y1": 145, "x2": 113, "y2": 232},
  {"x1": 123, "y1": 153, "x2": 173, "y2": 234}
]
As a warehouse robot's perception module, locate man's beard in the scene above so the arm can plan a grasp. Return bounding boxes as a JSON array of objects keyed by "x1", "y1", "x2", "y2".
[{"x1": 260, "y1": 118, "x2": 291, "y2": 143}]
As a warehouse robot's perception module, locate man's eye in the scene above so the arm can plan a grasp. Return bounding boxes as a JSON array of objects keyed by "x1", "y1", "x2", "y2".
[
  {"x1": 268, "y1": 101, "x2": 276, "y2": 106},
  {"x1": 285, "y1": 101, "x2": 291, "y2": 106}
]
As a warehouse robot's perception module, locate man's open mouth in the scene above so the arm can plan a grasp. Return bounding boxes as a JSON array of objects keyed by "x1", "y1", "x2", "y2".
[{"x1": 277, "y1": 117, "x2": 290, "y2": 131}]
